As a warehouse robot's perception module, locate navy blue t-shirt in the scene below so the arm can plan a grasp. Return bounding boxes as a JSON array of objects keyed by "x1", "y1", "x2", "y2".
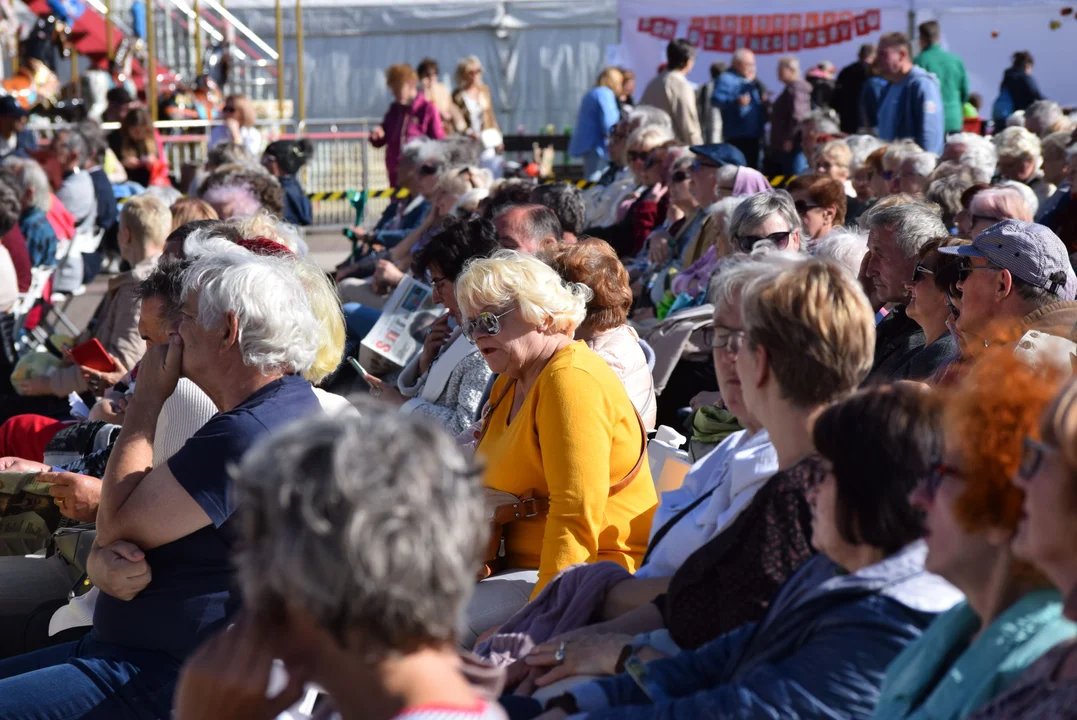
[{"x1": 93, "y1": 375, "x2": 322, "y2": 660}]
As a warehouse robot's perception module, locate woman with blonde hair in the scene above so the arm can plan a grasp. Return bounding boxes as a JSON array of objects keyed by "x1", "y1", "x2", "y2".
[
  {"x1": 169, "y1": 197, "x2": 218, "y2": 231},
  {"x1": 452, "y1": 56, "x2": 500, "y2": 139},
  {"x1": 457, "y1": 249, "x2": 657, "y2": 646},
  {"x1": 208, "y1": 94, "x2": 263, "y2": 158},
  {"x1": 994, "y1": 126, "x2": 1051, "y2": 208},
  {"x1": 570, "y1": 67, "x2": 625, "y2": 181}
]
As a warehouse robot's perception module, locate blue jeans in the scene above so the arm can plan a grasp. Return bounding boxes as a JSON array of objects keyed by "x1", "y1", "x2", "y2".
[
  {"x1": 342, "y1": 302, "x2": 383, "y2": 356},
  {"x1": 581, "y1": 148, "x2": 608, "y2": 182},
  {"x1": 0, "y1": 631, "x2": 181, "y2": 719}
]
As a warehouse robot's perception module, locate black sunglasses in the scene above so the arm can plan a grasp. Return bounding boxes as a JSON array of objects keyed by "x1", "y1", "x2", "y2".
[
  {"x1": 737, "y1": 230, "x2": 793, "y2": 254},
  {"x1": 794, "y1": 200, "x2": 820, "y2": 215},
  {"x1": 671, "y1": 170, "x2": 690, "y2": 183},
  {"x1": 628, "y1": 150, "x2": 651, "y2": 163},
  {"x1": 419, "y1": 164, "x2": 441, "y2": 176}
]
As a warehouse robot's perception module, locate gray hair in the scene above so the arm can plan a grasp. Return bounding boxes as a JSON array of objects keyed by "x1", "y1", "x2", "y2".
[
  {"x1": 400, "y1": 138, "x2": 436, "y2": 168},
  {"x1": 732, "y1": 48, "x2": 755, "y2": 66},
  {"x1": 728, "y1": 191, "x2": 802, "y2": 246},
  {"x1": 708, "y1": 251, "x2": 806, "y2": 311},
  {"x1": 863, "y1": 201, "x2": 947, "y2": 259},
  {"x1": 1007, "y1": 110, "x2": 1026, "y2": 128},
  {"x1": 628, "y1": 105, "x2": 673, "y2": 133},
  {"x1": 716, "y1": 164, "x2": 740, "y2": 186},
  {"x1": 925, "y1": 169, "x2": 975, "y2": 228},
  {"x1": 810, "y1": 228, "x2": 869, "y2": 277},
  {"x1": 1025, "y1": 100, "x2": 1064, "y2": 137},
  {"x1": 997, "y1": 179, "x2": 1040, "y2": 217},
  {"x1": 4, "y1": 158, "x2": 51, "y2": 214},
  {"x1": 951, "y1": 133, "x2": 998, "y2": 184},
  {"x1": 778, "y1": 55, "x2": 801, "y2": 75},
  {"x1": 182, "y1": 251, "x2": 320, "y2": 376},
  {"x1": 1041, "y1": 131, "x2": 1073, "y2": 162},
  {"x1": 232, "y1": 408, "x2": 485, "y2": 651},
  {"x1": 994, "y1": 126, "x2": 1042, "y2": 167},
  {"x1": 882, "y1": 139, "x2": 922, "y2": 173},
  {"x1": 901, "y1": 151, "x2": 938, "y2": 178},
  {"x1": 627, "y1": 124, "x2": 674, "y2": 152},
  {"x1": 206, "y1": 142, "x2": 254, "y2": 169},
  {"x1": 55, "y1": 129, "x2": 88, "y2": 162},
  {"x1": 805, "y1": 109, "x2": 840, "y2": 136},
  {"x1": 845, "y1": 134, "x2": 884, "y2": 171}
]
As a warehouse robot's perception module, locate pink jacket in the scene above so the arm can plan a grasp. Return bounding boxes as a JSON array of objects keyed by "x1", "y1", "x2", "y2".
[{"x1": 371, "y1": 93, "x2": 445, "y2": 187}]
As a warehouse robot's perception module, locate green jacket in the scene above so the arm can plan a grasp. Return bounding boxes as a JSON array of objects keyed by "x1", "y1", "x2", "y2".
[
  {"x1": 871, "y1": 589, "x2": 1077, "y2": 720},
  {"x1": 915, "y1": 44, "x2": 969, "y2": 134}
]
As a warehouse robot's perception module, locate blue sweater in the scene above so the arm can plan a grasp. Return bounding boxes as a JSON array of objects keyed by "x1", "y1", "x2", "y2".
[
  {"x1": 569, "y1": 543, "x2": 962, "y2": 720},
  {"x1": 876, "y1": 67, "x2": 945, "y2": 155},
  {"x1": 280, "y1": 174, "x2": 312, "y2": 227},
  {"x1": 712, "y1": 71, "x2": 765, "y2": 141},
  {"x1": 569, "y1": 86, "x2": 622, "y2": 159}
]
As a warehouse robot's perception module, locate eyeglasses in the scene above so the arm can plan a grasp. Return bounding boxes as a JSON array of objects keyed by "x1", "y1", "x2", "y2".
[
  {"x1": 794, "y1": 200, "x2": 820, "y2": 215},
  {"x1": 222, "y1": 106, "x2": 236, "y2": 113},
  {"x1": 463, "y1": 308, "x2": 515, "y2": 343},
  {"x1": 712, "y1": 328, "x2": 747, "y2": 355},
  {"x1": 737, "y1": 230, "x2": 793, "y2": 254},
  {"x1": 628, "y1": 150, "x2": 651, "y2": 163},
  {"x1": 956, "y1": 264, "x2": 1001, "y2": 284},
  {"x1": 911, "y1": 263, "x2": 936, "y2": 283},
  {"x1": 921, "y1": 462, "x2": 962, "y2": 499},
  {"x1": 671, "y1": 170, "x2": 690, "y2": 183},
  {"x1": 1018, "y1": 437, "x2": 1055, "y2": 480},
  {"x1": 418, "y1": 164, "x2": 441, "y2": 176}
]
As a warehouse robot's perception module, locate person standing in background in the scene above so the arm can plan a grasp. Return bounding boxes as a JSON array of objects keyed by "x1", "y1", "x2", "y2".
[
  {"x1": 914, "y1": 21, "x2": 969, "y2": 137},
  {"x1": 618, "y1": 68, "x2": 636, "y2": 114},
  {"x1": 569, "y1": 67, "x2": 625, "y2": 182},
  {"x1": 370, "y1": 64, "x2": 445, "y2": 188},
  {"x1": 640, "y1": 39, "x2": 702, "y2": 146},
  {"x1": 834, "y1": 44, "x2": 876, "y2": 134},
  {"x1": 1000, "y1": 51, "x2": 1045, "y2": 114},
  {"x1": 767, "y1": 56, "x2": 812, "y2": 177},
  {"x1": 417, "y1": 57, "x2": 462, "y2": 133},
  {"x1": 714, "y1": 48, "x2": 767, "y2": 170},
  {"x1": 696, "y1": 61, "x2": 725, "y2": 144},
  {"x1": 874, "y1": 32, "x2": 945, "y2": 155}
]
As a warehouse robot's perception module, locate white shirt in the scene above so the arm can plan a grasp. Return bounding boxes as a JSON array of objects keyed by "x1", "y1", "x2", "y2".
[{"x1": 635, "y1": 429, "x2": 779, "y2": 579}]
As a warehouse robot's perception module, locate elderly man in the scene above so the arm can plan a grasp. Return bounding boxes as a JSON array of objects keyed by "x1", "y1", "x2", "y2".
[
  {"x1": 53, "y1": 129, "x2": 100, "y2": 289},
  {"x1": 493, "y1": 204, "x2": 563, "y2": 253},
  {"x1": 640, "y1": 38, "x2": 703, "y2": 146},
  {"x1": 727, "y1": 191, "x2": 802, "y2": 255},
  {"x1": 0, "y1": 251, "x2": 325, "y2": 718},
  {"x1": 863, "y1": 201, "x2": 948, "y2": 381},
  {"x1": 874, "y1": 32, "x2": 945, "y2": 155},
  {"x1": 940, "y1": 220, "x2": 1077, "y2": 344},
  {"x1": 7, "y1": 158, "x2": 58, "y2": 268},
  {"x1": 714, "y1": 49, "x2": 767, "y2": 170},
  {"x1": 530, "y1": 183, "x2": 584, "y2": 244}
]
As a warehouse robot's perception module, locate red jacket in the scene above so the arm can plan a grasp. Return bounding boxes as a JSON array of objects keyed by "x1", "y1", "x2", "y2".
[{"x1": 370, "y1": 93, "x2": 445, "y2": 188}]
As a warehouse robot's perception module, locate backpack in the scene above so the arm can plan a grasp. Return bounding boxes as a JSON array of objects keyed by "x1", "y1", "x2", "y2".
[{"x1": 992, "y1": 85, "x2": 1014, "y2": 127}]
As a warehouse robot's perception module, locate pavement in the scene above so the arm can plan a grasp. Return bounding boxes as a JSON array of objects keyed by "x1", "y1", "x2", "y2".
[{"x1": 62, "y1": 229, "x2": 353, "y2": 332}]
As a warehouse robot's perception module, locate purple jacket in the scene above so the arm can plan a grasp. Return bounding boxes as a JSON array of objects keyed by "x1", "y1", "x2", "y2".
[{"x1": 371, "y1": 93, "x2": 445, "y2": 187}]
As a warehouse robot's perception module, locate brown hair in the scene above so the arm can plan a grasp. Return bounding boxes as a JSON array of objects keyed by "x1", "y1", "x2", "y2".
[
  {"x1": 596, "y1": 67, "x2": 624, "y2": 96},
  {"x1": 797, "y1": 175, "x2": 848, "y2": 226},
  {"x1": 385, "y1": 64, "x2": 418, "y2": 92},
  {"x1": 742, "y1": 259, "x2": 875, "y2": 407},
  {"x1": 169, "y1": 197, "x2": 219, "y2": 231},
  {"x1": 541, "y1": 239, "x2": 632, "y2": 334},
  {"x1": 865, "y1": 146, "x2": 888, "y2": 174},
  {"x1": 225, "y1": 94, "x2": 257, "y2": 129}
]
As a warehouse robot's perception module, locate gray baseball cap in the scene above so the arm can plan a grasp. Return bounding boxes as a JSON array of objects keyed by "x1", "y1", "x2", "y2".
[{"x1": 937, "y1": 219, "x2": 1077, "y2": 301}]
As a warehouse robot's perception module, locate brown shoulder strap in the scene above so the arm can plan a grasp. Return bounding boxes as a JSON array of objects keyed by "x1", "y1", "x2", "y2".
[
  {"x1": 475, "y1": 377, "x2": 516, "y2": 450},
  {"x1": 609, "y1": 407, "x2": 648, "y2": 497}
]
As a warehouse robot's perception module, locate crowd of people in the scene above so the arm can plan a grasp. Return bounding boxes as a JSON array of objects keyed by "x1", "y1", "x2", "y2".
[{"x1": 1, "y1": 17, "x2": 1077, "y2": 720}]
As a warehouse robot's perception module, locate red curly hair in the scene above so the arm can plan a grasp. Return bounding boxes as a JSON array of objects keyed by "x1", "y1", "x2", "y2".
[
  {"x1": 941, "y1": 346, "x2": 1065, "y2": 534},
  {"x1": 541, "y1": 239, "x2": 632, "y2": 334}
]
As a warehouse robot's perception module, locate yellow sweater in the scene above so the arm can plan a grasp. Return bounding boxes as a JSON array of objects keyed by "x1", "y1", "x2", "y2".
[{"x1": 478, "y1": 342, "x2": 657, "y2": 596}]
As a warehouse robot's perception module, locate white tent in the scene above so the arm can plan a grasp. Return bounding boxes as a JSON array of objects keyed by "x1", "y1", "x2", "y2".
[
  {"x1": 616, "y1": 0, "x2": 1077, "y2": 112},
  {"x1": 227, "y1": 0, "x2": 618, "y2": 130}
]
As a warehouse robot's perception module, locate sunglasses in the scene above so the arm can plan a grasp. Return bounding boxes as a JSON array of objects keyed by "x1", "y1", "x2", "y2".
[
  {"x1": 737, "y1": 230, "x2": 793, "y2": 254},
  {"x1": 1018, "y1": 437, "x2": 1055, "y2": 480},
  {"x1": 419, "y1": 164, "x2": 441, "y2": 176},
  {"x1": 956, "y1": 264, "x2": 1000, "y2": 284},
  {"x1": 911, "y1": 263, "x2": 936, "y2": 283},
  {"x1": 794, "y1": 200, "x2": 820, "y2": 215},
  {"x1": 628, "y1": 150, "x2": 651, "y2": 163},
  {"x1": 463, "y1": 308, "x2": 515, "y2": 343},
  {"x1": 671, "y1": 170, "x2": 690, "y2": 183},
  {"x1": 222, "y1": 106, "x2": 236, "y2": 113},
  {"x1": 711, "y1": 328, "x2": 746, "y2": 355},
  {"x1": 690, "y1": 159, "x2": 720, "y2": 172}
]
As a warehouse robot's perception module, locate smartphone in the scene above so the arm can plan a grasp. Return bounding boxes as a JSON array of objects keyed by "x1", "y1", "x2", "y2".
[{"x1": 346, "y1": 357, "x2": 370, "y2": 378}]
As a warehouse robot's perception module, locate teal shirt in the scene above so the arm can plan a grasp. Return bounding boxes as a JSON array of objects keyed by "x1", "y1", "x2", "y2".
[
  {"x1": 915, "y1": 44, "x2": 969, "y2": 134},
  {"x1": 872, "y1": 589, "x2": 1077, "y2": 720}
]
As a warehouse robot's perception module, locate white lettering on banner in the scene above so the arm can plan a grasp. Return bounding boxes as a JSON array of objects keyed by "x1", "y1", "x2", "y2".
[{"x1": 636, "y1": 9, "x2": 881, "y2": 54}]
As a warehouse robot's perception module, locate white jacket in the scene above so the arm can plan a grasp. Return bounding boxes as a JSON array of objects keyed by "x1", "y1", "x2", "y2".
[{"x1": 587, "y1": 324, "x2": 657, "y2": 431}]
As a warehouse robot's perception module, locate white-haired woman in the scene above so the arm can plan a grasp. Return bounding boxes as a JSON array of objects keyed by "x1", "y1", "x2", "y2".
[
  {"x1": 995, "y1": 126, "x2": 1051, "y2": 208},
  {"x1": 457, "y1": 250, "x2": 657, "y2": 646},
  {"x1": 174, "y1": 410, "x2": 506, "y2": 720}
]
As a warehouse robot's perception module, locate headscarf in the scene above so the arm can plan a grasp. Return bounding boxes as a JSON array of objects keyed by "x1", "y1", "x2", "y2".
[{"x1": 733, "y1": 167, "x2": 773, "y2": 196}]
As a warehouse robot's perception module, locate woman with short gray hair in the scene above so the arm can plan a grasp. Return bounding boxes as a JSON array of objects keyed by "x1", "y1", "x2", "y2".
[
  {"x1": 174, "y1": 410, "x2": 508, "y2": 720},
  {"x1": 5, "y1": 158, "x2": 59, "y2": 268},
  {"x1": 727, "y1": 191, "x2": 803, "y2": 254}
]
